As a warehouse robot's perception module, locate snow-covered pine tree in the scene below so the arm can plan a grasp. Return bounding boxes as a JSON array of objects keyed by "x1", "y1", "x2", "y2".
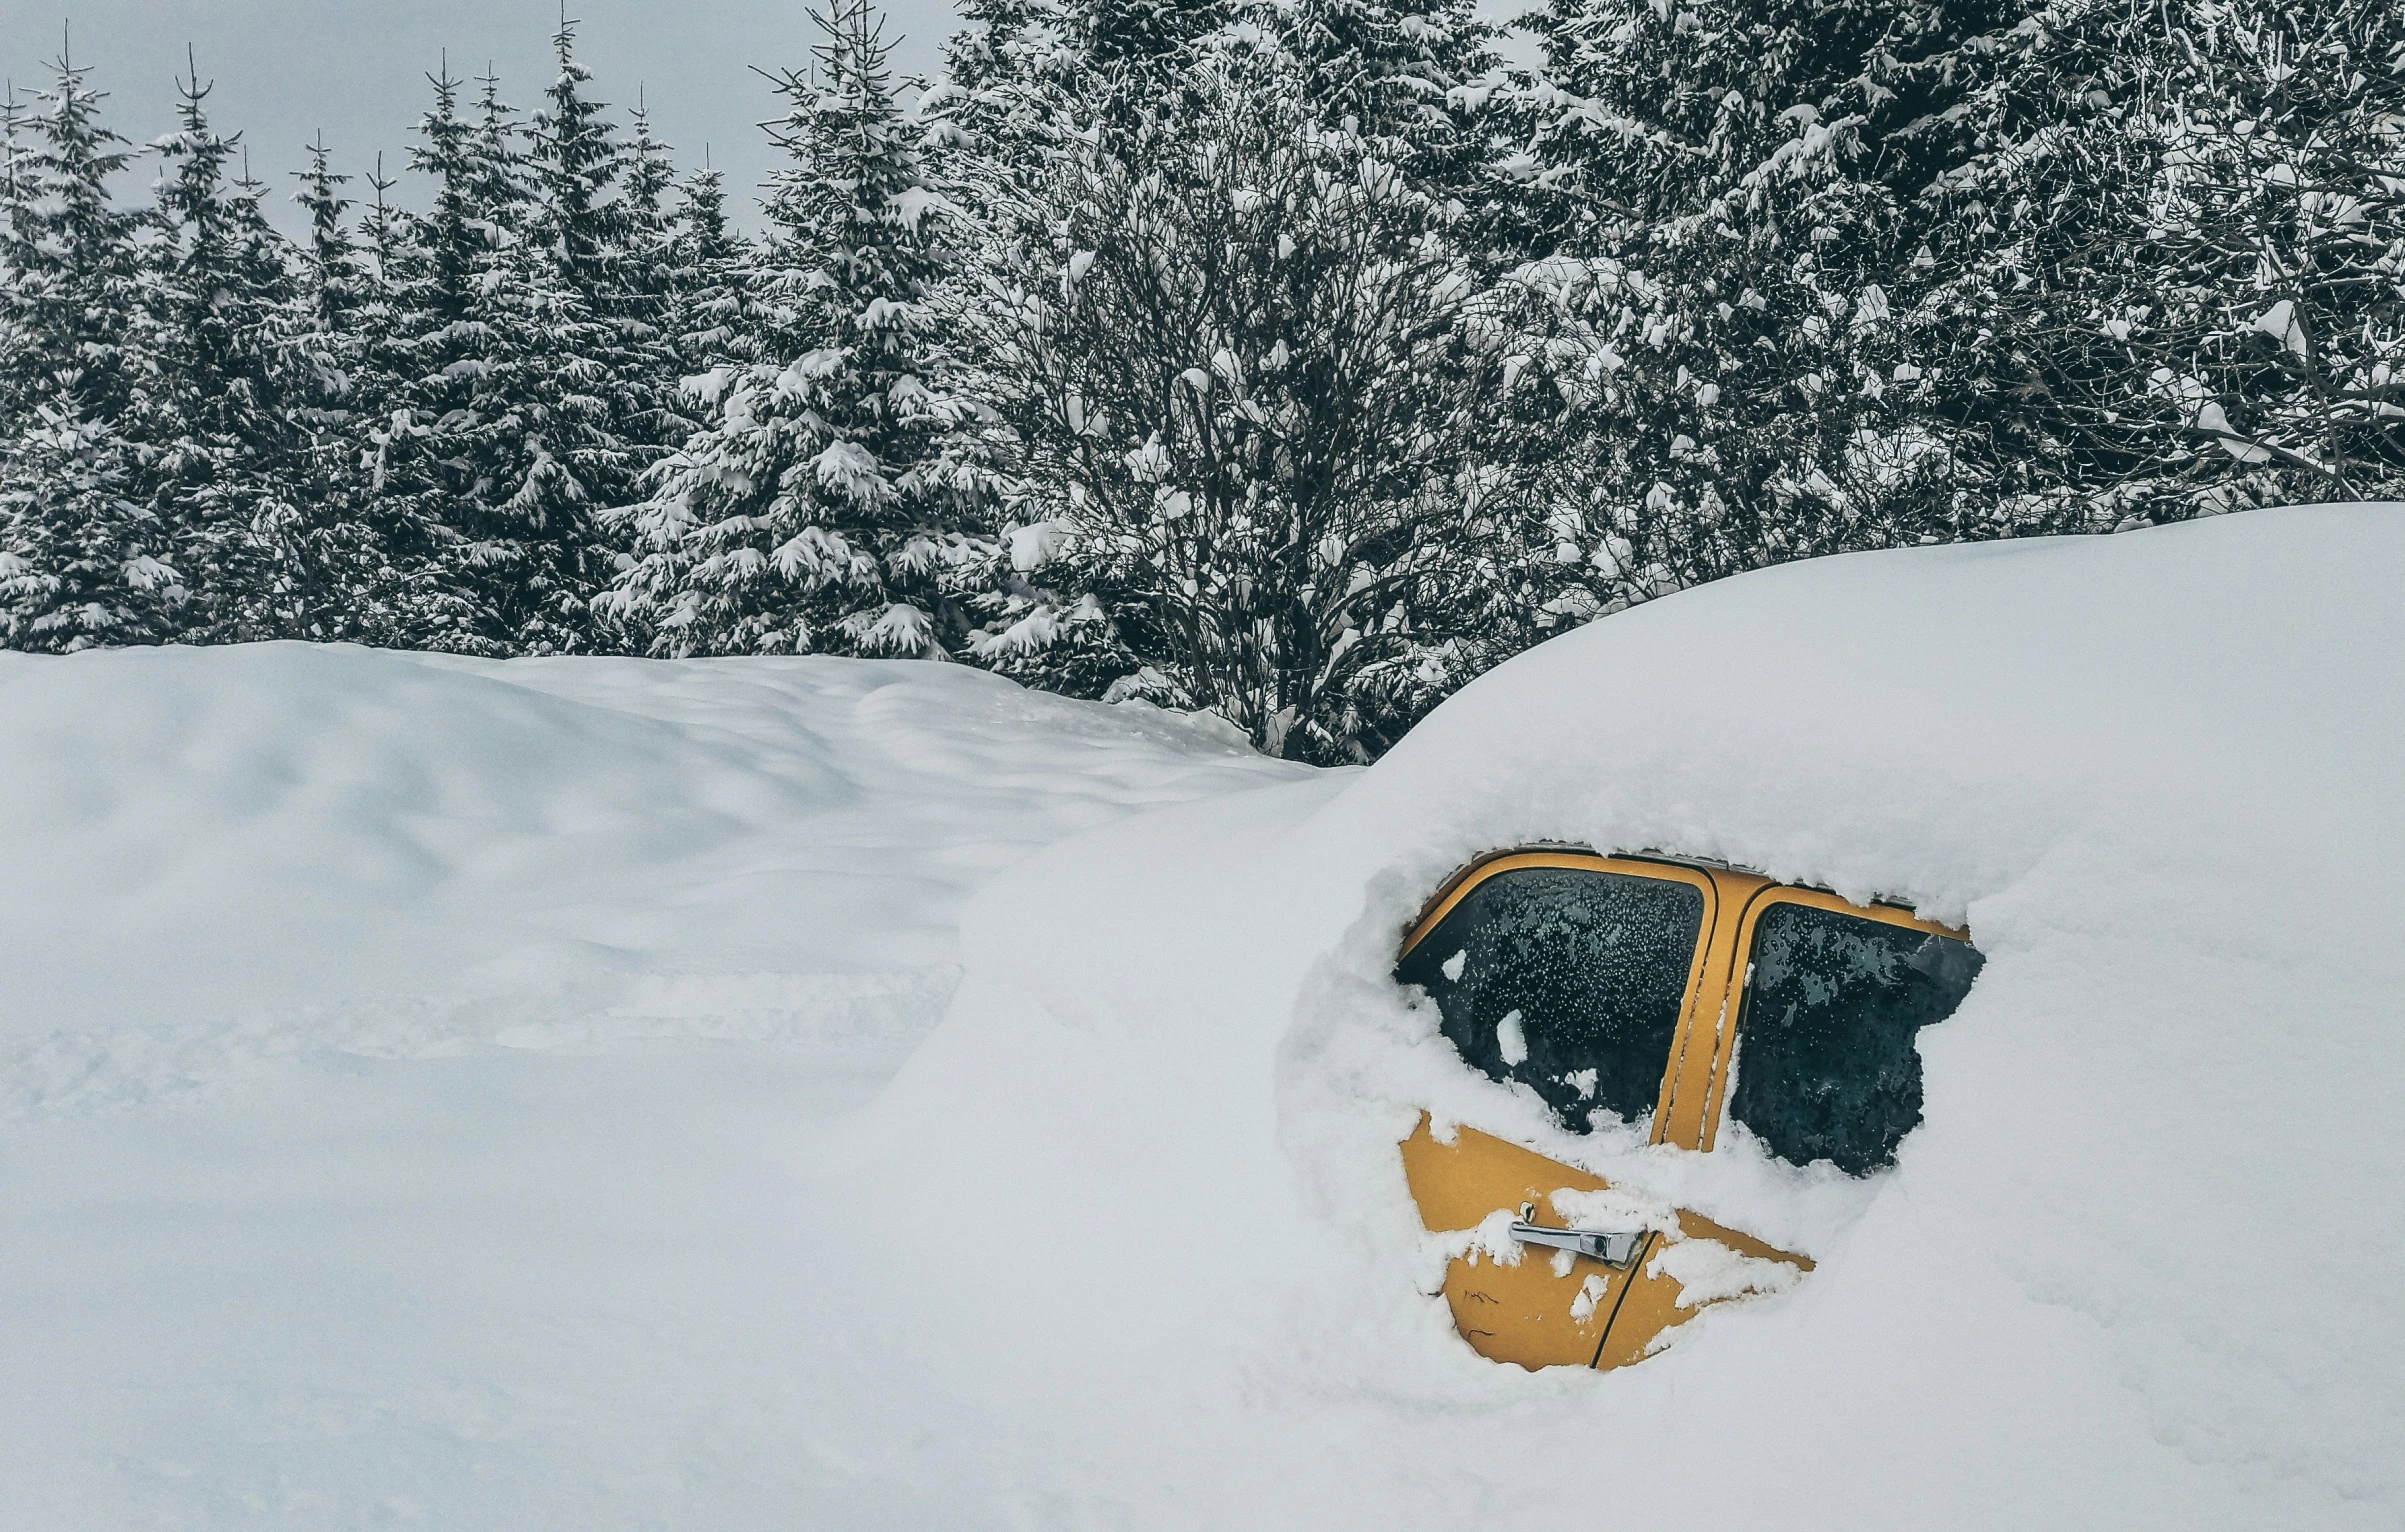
[
  {"x1": 530, "y1": 21, "x2": 687, "y2": 537},
  {"x1": 357, "y1": 153, "x2": 407, "y2": 301},
  {"x1": 1263, "y1": 0, "x2": 1496, "y2": 177},
  {"x1": 292, "y1": 135, "x2": 364, "y2": 338},
  {"x1": 309, "y1": 148, "x2": 428, "y2": 643},
  {"x1": 362, "y1": 62, "x2": 534, "y2": 651},
  {"x1": 931, "y1": 0, "x2": 1072, "y2": 131},
  {"x1": 944, "y1": 1, "x2": 1496, "y2": 205},
  {"x1": 147, "y1": 80, "x2": 293, "y2": 424},
  {"x1": 257, "y1": 132, "x2": 406, "y2": 641},
  {"x1": 0, "y1": 87, "x2": 18, "y2": 208},
  {"x1": 0, "y1": 48, "x2": 182, "y2": 650},
  {"x1": 528, "y1": 18, "x2": 624, "y2": 296},
  {"x1": 940, "y1": 0, "x2": 1058, "y2": 98},
  {"x1": 619, "y1": 91, "x2": 682, "y2": 331},
  {"x1": 275, "y1": 142, "x2": 486, "y2": 648},
  {"x1": 466, "y1": 62, "x2": 635, "y2": 651},
  {"x1": 369, "y1": 62, "x2": 633, "y2": 653},
  {"x1": 1073, "y1": 0, "x2": 1233, "y2": 76},
  {"x1": 1477, "y1": 0, "x2": 2092, "y2": 625},
  {"x1": 0, "y1": 85, "x2": 26, "y2": 416},
  {"x1": 600, "y1": 0, "x2": 1000, "y2": 659},
  {"x1": 921, "y1": 0, "x2": 1072, "y2": 214},
  {"x1": 1921, "y1": 0, "x2": 2405, "y2": 519},
  {"x1": 405, "y1": 63, "x2": 481, "y2": 324},
  {"x1": 920, "y1": 0, "x2": 1086, "y2": 390},
  {"x1": 0, "y1": 404, "x2": 172, "y2": 650},
  {"x1": 139, "y1": 58, "x2": 298, "y2": 639},
  {"x1": 0, "y1": 46, "x2": 143, "y2": 425},
  {"x1": 669, "y1": 161, "x2": 769, "y2": 368}
]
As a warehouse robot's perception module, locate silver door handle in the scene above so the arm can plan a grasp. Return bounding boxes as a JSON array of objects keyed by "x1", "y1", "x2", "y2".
[{"x1": 1510, "y1": 1204, "x2": 1644, "y2": 1268}]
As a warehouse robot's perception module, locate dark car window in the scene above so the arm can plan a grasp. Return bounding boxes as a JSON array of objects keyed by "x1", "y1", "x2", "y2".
[
  {"x1": 1727, "y1": 903, "x2": 1984, "y2": 1175},
  {"x1": 1396, "y1": 867, "x2": 1704, "y2": 1131}
]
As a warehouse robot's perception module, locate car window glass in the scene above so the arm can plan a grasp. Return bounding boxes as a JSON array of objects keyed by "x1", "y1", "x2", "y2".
[
  {"x1": 1396, "y1": 867, "x2": 1704, "y2": 1131},
  {"x1": 1728, "y1": 903, "x2": 1984, "y2": 1175}
]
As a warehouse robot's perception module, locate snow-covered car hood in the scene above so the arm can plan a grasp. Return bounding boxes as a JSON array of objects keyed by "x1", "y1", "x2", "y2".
[{"x1": 827, "y1": 504, "x2": 2405, "y2": 1529}]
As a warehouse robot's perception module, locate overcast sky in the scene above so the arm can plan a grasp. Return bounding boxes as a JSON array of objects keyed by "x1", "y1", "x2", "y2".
[
  {"x1": 4, "y1": 1, "x2": 1532, "y2": 236},
  {"x1": 2, "y1": 1, "x2": 963, "y2": 233}
]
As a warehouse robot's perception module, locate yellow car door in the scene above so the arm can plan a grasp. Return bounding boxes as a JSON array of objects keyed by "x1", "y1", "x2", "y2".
[{"x1": 1394, "y1": 851, "x2": 1980, "y2": 1372}]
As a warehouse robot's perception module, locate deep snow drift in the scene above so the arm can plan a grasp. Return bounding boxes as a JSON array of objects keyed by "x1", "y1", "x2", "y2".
[
  {"x1": 0, "y1": 644, "x2": 1306, "y2": 1119},
  {"x1": 831, "y1": 504, "x2": 2405, "y2": 1529},
  {"x1": 7, "y1": 507, "x2": 2402, "y2": 1530},
  {"x1": 0, "y1": 646, "x2": 1309, "y2": 1527}
]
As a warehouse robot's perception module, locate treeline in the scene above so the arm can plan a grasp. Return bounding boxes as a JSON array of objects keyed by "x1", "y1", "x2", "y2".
[{"x1": 4, "y1": 0, "x2": 2400, "y2": 760}]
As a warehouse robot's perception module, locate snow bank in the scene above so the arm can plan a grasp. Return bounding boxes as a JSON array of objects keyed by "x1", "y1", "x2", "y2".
[
  {"x1": 0, "y1": 643, "x2": 1300, "y2": 1118},
  {"x1": 832, "y1": 505, "x2": 2405, "y2": 1529},
  {"x1": 10, "y1": 508, "x2": 2399, "y2": 1529},
  {"x1": 0, "y1": 643, "x2": 1307, "y2": 1528}
]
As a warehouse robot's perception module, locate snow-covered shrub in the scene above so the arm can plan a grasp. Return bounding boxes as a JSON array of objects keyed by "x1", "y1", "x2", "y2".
[{"x1": 948, "y1": 36, "x2": 1552, "y2": 762}]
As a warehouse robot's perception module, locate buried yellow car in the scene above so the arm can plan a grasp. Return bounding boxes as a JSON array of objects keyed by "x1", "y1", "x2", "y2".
[{"x1": 1394, "y1": 848, "x2": 1981, "y2": 1370}]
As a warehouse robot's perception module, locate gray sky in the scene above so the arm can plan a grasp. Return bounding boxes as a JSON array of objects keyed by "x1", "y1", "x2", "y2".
[
  {"x1": 2, "y1": 1, "x2": 964, "y2": 233},
  {"x1": 4, "y1": 1, "x2": 1533, "y2": 236}
]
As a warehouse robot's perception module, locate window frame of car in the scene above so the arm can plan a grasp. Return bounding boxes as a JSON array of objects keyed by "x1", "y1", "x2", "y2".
[
  {"x1": 1684, "y1": 882, "x2": 1972, "y2": 1158},
  {"x1": 1401, "y1": 846, "x2": 1973, "y2": 1160},
  {"x1": 1398, "y1": 848, "x2": 1721, "y2": 1137}
]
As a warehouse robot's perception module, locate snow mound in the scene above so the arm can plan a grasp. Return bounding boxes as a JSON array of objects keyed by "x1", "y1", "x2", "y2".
[
  {"x1": 9, "y1": 509, "x2": 2400, "y2": 1529},
  {"x1": 0, "y1": 642, "x2": 1311, "y2": 1529},
  {"x1": 0, "y1": 643, "x2": 1302, "y2": 1120},
  {"x1": 833, "y1": 505, "x2": 2405, "y2": 1528}
]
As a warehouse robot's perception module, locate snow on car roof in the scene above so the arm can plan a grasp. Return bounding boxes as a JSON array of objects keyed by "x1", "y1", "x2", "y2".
[{"x1": 837, "y1": 503, "x2": 2405, "y2": 1528}]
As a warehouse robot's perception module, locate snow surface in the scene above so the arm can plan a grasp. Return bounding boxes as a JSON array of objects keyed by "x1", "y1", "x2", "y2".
[
  {"x1": 8, "y1": 506, "x2": 2404, "y2": 1528},
  {"x1": 0, "y1": 644, "x2": 1308, "y2": 1526}
]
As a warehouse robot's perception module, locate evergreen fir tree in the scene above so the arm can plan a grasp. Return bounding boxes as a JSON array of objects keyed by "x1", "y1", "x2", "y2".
[
  {"x1": 466, "y1": 65, "x2": 529, "y2": 240},
  {"x1": 292, "y1": 134, "x2": 363, "y2": 336},
  {"x1": 0, "y1": 401, "x2": 183, "y2": 649},
  {"x1": 941, "y1": 0, "x2": 1056, "y2": 97},
  {"x1": 1073, "y1": 0, "x2": 1232, "y2": 75},
  {"x1": 346, "y1": 146, "x2": 430, "y2": 615},
  {"x1": 1468, "y1": 0, "x2": 2083, "y2": 624},
  {"x1": 0, "y1": 48, "x2": 177, "y2": 650},
  {"x1": 593, "y1": 78, "x2": 695, "y2": 460},
  {"x1": 1916, "y1": 0, "x2": 2405, "y2": 518},
  {"x1": 139, "y1": 59, "x2": 298, "y2": 639},
  {"x1": 1266, "y1": 0, "x2": 1495, "y2": 154},
  {"x1": 925, "y1": 0, "x2": 1069, "y2": 157},
  {"x1": 287, "y1": 143, "x2": 479, "y2": 649},
  {"x1": 357, "y1": 153, "x2": 407, "y2": 300},
  {"x1": 0, "y1": 85, "x2": 20, "y2": 203},
  {"x1": 0, "y1": 83, "x2": 26, "y2": 407},
  {"x1": 619, "y1": 91, "x2": 682, "y2": 326},
  {"x1": 0, "y1": 46, "x2": 143, "y2": 424},
  {"x1": 527, "y1": 26, "x2": 686, "y2": 498},
  {"x1": 366, "y1": 62, "x2": 629, "y2": 652},
  {"x1": 601, "y1": 0, "x2": 999, "y2": 657},
  {"x1": 1253, "y1": 0, "x2": 1504, "y2": 256},
  {"x1": 262, "y1": 131, "x2": 403, "y2": 641},
  {"x1": 921, "y1": 0, "x2": 1076, "y2": 318},
  {"x1": 149, "y1": 64, "x2": 288, "y2": 426},
  {"x1": 528, "y1": 16, "x2": 625, "y2": 297},
  {"x1": 670, "y1": 160, "x2": 769, "y2": 368}
]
